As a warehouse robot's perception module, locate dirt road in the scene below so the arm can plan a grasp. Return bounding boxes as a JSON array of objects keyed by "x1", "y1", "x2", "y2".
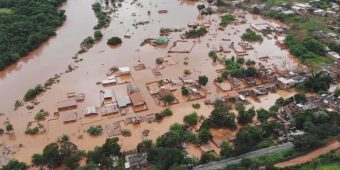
[{"x1": 275, "y1": 140, "x2": 340, "y2": 168}]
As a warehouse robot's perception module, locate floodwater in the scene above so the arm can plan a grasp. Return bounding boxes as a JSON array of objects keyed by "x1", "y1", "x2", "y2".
[{"x1": 0, "y1": 0, "x2": 298, "y2": 163}]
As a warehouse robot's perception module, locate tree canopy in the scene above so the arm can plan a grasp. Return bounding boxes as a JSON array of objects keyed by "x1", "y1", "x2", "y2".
[{"x1": 0, "y1": 0, "x2": 66, "y2": 70}]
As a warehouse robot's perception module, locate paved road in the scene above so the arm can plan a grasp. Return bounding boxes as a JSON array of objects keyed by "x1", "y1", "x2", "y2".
[{"x1": 193, "y1": 142, "x2": 294, "y2": 170}]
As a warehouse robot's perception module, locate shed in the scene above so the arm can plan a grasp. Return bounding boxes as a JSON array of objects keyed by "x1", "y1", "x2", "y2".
[
  {"x1": 224, "y1": 90, "x2": 239, "y2": 99},
  {"x1": 117, "y1": 96, "x2": 131, "y2": 107},
  {"x1": 118, "y1": 67, "x2": 131, "y2": 75},
  {"x1": 62, "y1": 112, "x2": 77, "y2": 123},
  {"x1": 101, "y1": 104, "x2": 119, "y2": 116},
  {"x1": 102, "y1": 89, "x2": 114, "y2": 99},
  {"x1": 57, "y1": 99, "x2": 77, "y2": 111},
  {"x1": 199, "y1": 144, "x2": 215, "y2": 153},
  {"x1": 84, "y1": 106, "x2": 98, "y2": 116},
  {"x1": 129, "y1": 92, "x2": 145, "y2": 107}
]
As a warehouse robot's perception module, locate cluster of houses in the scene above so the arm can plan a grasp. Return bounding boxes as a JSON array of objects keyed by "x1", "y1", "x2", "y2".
[
  {"x1": 253, "y1": 1, "x2": 339, "y2": 18},
  {"x1": 147, "y1": 76, "x2": 206, "y2": 106}
]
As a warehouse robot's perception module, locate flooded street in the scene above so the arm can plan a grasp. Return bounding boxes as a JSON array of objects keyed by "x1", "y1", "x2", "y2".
[{"x1": 0, "y1": 0, "x2": 298, "y2": 163}]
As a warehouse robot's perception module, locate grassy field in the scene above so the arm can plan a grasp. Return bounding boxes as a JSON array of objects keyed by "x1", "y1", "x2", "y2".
[
  {"x1": 0, "y1": 8, "x2": 13, "y2": 14},
  {"x1": 304, "y1": 56, "x2": 334, "y2": 71}
]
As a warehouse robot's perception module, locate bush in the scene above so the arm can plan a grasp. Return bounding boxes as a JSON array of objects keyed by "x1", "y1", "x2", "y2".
[
  {"x1": 162, "y1": 94, "x2": 175, "y2": 104},
  {"x1": 220, "y1": 141, "x2": 233, "y2": 158},
  {"x1": 184, "y1": 27, "x2": 207, "y2": 38},
  {"x1": 80, "y1": 36, "x2": 94, "y2": 48},
  {"x1": 94, "y1": 31, "x2": 103, "y2": 41},
  {"x1": 181, "y1": 87, "x2": 189, "y2": 96},
  {"x1": 25, "y1": 127, "x2": 39, "y2": 135},
  {"x1": 155, "y1": 57, "x2": 164, "y2": 64},
  {"x1": 107, "y1": 37, "x2": 122, "y2": 46},
  {"x1": 162, "y1": 108, "x2": 173, "y2": 116},
  {"x1": 198, "y1": 128, "x2": 212, "y2": 143},
  {"x1": 192, "y1": 103, "x2": 201, "y2": 109},
  {"x1": 220, "y1": 14, "x2": 235, "y2": 27},
  {"x1": 241, "y1": 29, "x2": 263, "y2": 42},
  {"x1": 87, "y1": 126, "x2": 103, "y2": 136},
  {"x1": 24, "y1": 84, "x2": 44, "y2": 101},
  {"x1": 216, "y1": 76, "x2": 224, "y2": 83},
  {"x1": 183, "y1": 112, "x2": 198, "y2": 126},
  {"x1": 198, "y1": 75, "x2": 209, "y2": 86},
  {"x1": 122, "y1": 129, "x2": 131, "y2": 137}
]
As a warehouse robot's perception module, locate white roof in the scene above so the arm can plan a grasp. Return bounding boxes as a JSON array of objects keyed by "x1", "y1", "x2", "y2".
[
  {"x1": 102, "y1": 79, "x2": 117, "y2": 85},
  {"x1": 328, "y1": 51, "x2": 340, "y2": 59},
  {"x1": 85, "y1": 106, "x2": 97, "y2": 115},
  {"x1": 119, "y1": 67, "x2": 130, "y2": 72},
  {"x1": 277, "y1": 77, "x2": 297, "y2": 85}
]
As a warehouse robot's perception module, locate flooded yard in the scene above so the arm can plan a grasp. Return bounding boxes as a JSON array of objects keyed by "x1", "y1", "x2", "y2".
[{"x1": 0, "y1": 0, "x2": 299, "y2": 163}]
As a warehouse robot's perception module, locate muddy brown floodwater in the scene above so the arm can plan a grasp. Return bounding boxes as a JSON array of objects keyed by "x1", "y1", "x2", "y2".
[{"x1": 0, "y1": 0, "x2": 298, "y2": 164}]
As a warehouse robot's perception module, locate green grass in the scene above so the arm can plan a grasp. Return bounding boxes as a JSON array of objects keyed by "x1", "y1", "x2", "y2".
[
  {"x1": 0, "y1": 8, "x2": 13, "y2": 14},
  {"x1": 304, "y1": 56, "x2": 334, "y2": 71},
  {"x1": 296, "y1": 162, "x2": 340, "y2": 170}
]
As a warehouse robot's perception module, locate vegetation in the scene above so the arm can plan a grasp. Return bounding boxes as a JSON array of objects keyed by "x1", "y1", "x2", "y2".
[
  {"x1": 92, "y1": 2, "x2": 110, "y2": 29},
  {"x1": 220, "y1": 14, "x2": 235, "y2": 27},
  {"x1": 198, "y1": 75, "x2": 209, "y2": 86},
  {"x1": 34, "y1": 109, "x2": 49, "y2": 122},
  {"x1": 292, "y1": 109, "x2": 340, "y2": 151},
  {"x1": 198, "y1": 128, "x2": 212, "y2": 143},
  {"x1": 256, "y1": 108, "x2": 274, "y2": 122},
  {"x1": 156, "y1": 123, "x2": 198, "y2": 148},
  {"x1": 209, "y1": 50, "x2": 218, "y2": 62},
  {"x1": 237, "y1": 106, "x2": 256, "y2": 124},
  {"x1": 25, "y1": 127, "x2": 39, "y2": 135},
  {"x1": 220, "y1": 141, "x2": 234, "y2": 158},
  {"x1": 184, "y1": 27, "x2": 207, "y2": 38},
  {"x1": 300, "y1": 72, "x2": 333, "y2": 93},
  {"x1": 162, "y1": 94, "x2": 175, "y2": 105},
  {"x1": 94, "y1": 30, "x2": 103, "y2": 41},
  {"x1": 86, "y1": 138, "x2": 121, "y2": 168},
  {"x1": 200, "y1": 100, "x2": 236, "y2": 130},
  {"x1": 241, "y1": 29, "x2": 263, "y2": 42},
  {"x1": 0, "y1": 0, "x2": 66, "y2": 70},
  {"x1": 148, "y1": 147, "x2": 186, "y2": 170},
  {"x1": 87, "y1": 126, "x2": 103, "y2": 136},
  {"x1": 155, "y1": 108, "x2": 173, "y2": 121},
  {"x1": 107, "y1": 36, "x2": 122, "y2": 46},
  {"x1": 24, "y1": 84, "x2": 44, "y2": 101},
  {"x1": 2, "y1": 160, "x2": 28, "y2": 170},
  {"x1": 80, "y1": 36, "x2": 95, "y2": 49},
  {"x1": 183, "y1": 112, "x2": 199, "y2": 126},
  {"x1": 192, "y1": 103, "x2": 201, "y2": 109},
  {"x1": 32, "y1": 138, "x2": 85, "y2": 169}
]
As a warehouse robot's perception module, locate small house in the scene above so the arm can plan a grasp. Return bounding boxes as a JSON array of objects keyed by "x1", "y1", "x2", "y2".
[
  {"x1": 124, "y1": 153, "x2": 148, "y2": 170},
  {"x1": 57, "y1": 99, "x2": 77, "y2": 111},
  {"x1": 62, "y1": 112, "x2": 77, "y2": 123},
  {"x1": 84, "y1": 106, "x2": 98, "y2": 116},
  {"x1": 118, "y1": 67, "x2": 131, "y2": 75},
  {"x1": 276, "y1": 77, "x2": 297, "y2": 89},
  {"x1": 117, "y1": 96, "x2": 131, "y2": 108}
]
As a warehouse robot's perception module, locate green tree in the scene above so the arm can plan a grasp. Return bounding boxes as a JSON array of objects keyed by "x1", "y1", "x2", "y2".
[
  {"x1": 94, "y1": 31, "x2": 103, "y2": 41},
  {"x1": 198, "y1": 128, "x2": 212, "y2": 143},
  {"x1": 148, "y1": 147, "x2": 185, "y2": 170},
  {"x1": 238, "y1": 107, "x2": 255, "y2": 124},
  {"x1": 200, "y1": 152, "x2": 218, "y2": 164},
  {"x1": 198, "y1": 75, "x2": 209, "y2": 86},
  {"x1": 107, "y1": 37, "x2": 122, "y2": 46},
  {"x1": 220, "y1": 141, "x2": 233, "y2": 158},
  {"x1": 183, "y1": 112, "x2": 198, "y2": 126},
  {"x1": 235, "y1": 126, "x2": 263, "y2": 154},
  {"x1": 42, "y1": 143, "x2": 63, "y2": 168},
  {"x1": 2, "y1": 160, "x2": 28, "y2": 170},
  {"x1": 163, "y1": 94, "x2": 175, "y2": 104},
  {"x1": 256, "y1": 108, "x2": 272, "y2": 122}
]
